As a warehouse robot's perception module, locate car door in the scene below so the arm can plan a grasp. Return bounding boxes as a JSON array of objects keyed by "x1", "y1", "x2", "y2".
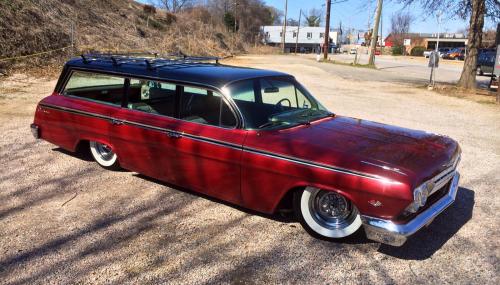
[
  {"x1": 109, "y1": 78, "x2": 181, "y2": 182},
  {"x1": 169, "y1": 85, "x2": 246, "y2": 205}
]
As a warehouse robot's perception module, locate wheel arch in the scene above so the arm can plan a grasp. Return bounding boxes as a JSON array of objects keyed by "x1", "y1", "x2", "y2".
[
  {"x1": 72, "y1": 137, "x2": 124, "y2": 165},
  {"x1": 272, "y1": 183, "x2": 360, "y2": 214}
]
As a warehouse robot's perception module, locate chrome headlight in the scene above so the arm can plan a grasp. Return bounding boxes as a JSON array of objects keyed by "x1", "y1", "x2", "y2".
[{"x1": 405, "y1": 182, "x2": 433, "y2": 213}]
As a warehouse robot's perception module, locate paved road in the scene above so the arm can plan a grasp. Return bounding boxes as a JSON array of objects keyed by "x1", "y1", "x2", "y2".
[{"x1": 324, "y1": 53, "x2": 493, "y2": 88}]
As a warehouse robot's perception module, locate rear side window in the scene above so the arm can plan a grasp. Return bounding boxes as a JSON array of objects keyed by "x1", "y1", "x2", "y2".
[
  {"x1": 63, "y1": 71, "x2": 125, "y2": 106},
  {"x1": 180, "y1": 86, "x2": 237, "y2": 128},
  {"x1": 127, "y1": 79, "x2": 176, "y2": 117}
]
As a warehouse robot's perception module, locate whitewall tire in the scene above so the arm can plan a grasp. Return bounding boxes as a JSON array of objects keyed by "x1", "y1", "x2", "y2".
[
  {"x1": 89, "y1": 141, "x2": 120, "y2": 169},
  {"x1": 295, "y1": 187, "x2": 362, "y2": 239}
]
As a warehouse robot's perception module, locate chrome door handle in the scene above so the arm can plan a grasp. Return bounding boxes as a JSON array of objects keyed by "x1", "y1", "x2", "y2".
[
  {"x1": 166, "y1": 131, "x2": 182, "y2": 138},
  {"x1": 111, "y1": 119, "x2": 124, "y2": 126}
]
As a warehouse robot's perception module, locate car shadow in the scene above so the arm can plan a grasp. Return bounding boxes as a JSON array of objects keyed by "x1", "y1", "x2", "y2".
[
  {"x1": 52, "y1": 147, "x2": 128, "y2": 172},
  {"x1": 50, "y1": 148, "x2": 473, "y2": 252},
  {"x1": 133, "y1": 173, "x2": 376, "y2": 246},
  {"x1": 52, "y1": 147, "x2": 94, "y2": 162},
  {"x1": 377, "y1": 186, "x2": 474, "y2": 260},
  {"x1": 128, "y1": 173, "x2": 475, "y2": 249},
  {"x1": 132, "y1": 173, "x2": 298, "y2": 224}
]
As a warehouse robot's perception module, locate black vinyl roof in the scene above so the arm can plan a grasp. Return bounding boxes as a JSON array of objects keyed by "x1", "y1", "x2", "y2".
[{"x1": 66, "y1": 54, "x2": 291, "y2": 88}]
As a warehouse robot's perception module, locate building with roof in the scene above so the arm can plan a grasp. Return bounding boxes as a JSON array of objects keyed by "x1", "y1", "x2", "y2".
[
  {"x1": 384, "y1": 33, "x2": 468, "y2": 51},
  {"x1": 261, "y1": 26, "x2": 340, "y2": 54}
]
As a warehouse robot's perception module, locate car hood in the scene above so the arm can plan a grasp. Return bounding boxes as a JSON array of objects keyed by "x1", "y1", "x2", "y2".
[{"x1": 252, "y1": 116, "x2": 460, "y2": 185}]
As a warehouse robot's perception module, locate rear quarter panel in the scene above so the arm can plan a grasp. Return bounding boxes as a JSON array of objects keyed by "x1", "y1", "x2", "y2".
[{"x1": 35, "y1": 93, "x2": 119, "y2": 153}]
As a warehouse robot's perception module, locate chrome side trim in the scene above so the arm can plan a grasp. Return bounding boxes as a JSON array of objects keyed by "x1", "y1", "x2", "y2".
[
  {"x1": 360, "y1": 160, "x2": 408, "y2": 176},
  {"x1": 39, "y1": 103, "x2": 394, "y2": 183},
  {"x1": 361, "y1": 171, "x2": 460, "y2": 246},
  {"x1": 242, "y1": 148, "x2": 394, "y2": 182}
]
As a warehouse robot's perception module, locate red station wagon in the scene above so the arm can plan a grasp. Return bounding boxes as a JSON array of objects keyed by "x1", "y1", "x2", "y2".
[{"x1": 31, "y1": 54, "x2": 461, "y2": 246}]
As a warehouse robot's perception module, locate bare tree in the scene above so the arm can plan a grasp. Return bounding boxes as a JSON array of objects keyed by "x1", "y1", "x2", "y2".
[
  {"x1": 398, "y1": 0, "x2": 500, "y2": 89},
  {"x1": 143, "y1": 4, "x2": 157, "y2": 27},
  {"x1": 156, "y1": 0, "x2": 193, "y2": 13},
  {"x1": 305, "y1": 8, "x2": 322, "y2": 27},
  {"x1": 390, "y1": 11, "x2": 413, "y2": 46},
  {"x1": 287, "y1": 18, "x2": 299, "y2": 26}
]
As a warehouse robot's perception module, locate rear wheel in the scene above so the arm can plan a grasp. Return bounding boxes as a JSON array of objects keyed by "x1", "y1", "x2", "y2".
[
  {"x1": 89, "y1": 141, "x2": 120, "y2": 170},
  {"x1": 294, "y1": 187, "x2": 362, "y2": 239}
]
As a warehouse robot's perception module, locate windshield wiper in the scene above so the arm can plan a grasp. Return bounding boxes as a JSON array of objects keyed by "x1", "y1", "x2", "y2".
[
  {"x1": 258, "y1": 120, "x2": 286, "y2": 129},
  {"x1": 299, "y1": 109, "x2": 334, "y2": 120}
]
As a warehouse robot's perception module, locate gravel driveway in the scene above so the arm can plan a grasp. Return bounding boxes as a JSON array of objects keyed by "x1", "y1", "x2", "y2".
[{"x1": 0, "y1": 55, "x2": 499, "y2": 284}]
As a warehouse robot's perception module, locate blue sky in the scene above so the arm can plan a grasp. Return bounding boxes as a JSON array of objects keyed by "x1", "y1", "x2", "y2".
[
  {"x1": 139, "y1": 0, "x2": 497, "y2": 35},
  {"x1": 266, "y1": 0, "x2": 476, "y2": 35}
]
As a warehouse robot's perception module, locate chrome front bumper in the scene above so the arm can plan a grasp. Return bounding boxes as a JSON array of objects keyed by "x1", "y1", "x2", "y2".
[{"x1": 361, "y1": 172, "x2": 460, "y2": 246}]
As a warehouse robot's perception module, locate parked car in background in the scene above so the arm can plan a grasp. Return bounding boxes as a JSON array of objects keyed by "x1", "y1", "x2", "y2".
[
  {"x1": 32, "y1": 54, "x2": 462, "y2": 247},
  {"x1": 443, "y1": 47, "x2": 466, "y2": 60},
  {"x1": 438, "y1": 47, "x2": 451, "y2": 58},
  {"x1": 477, "y1": 50, "x2": 496, "y2": 75},
  {"x1": 425, "y1": 48, "x2": 451, "y2": 58}
]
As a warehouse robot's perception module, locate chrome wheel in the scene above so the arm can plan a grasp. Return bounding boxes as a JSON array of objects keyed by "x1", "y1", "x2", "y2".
[
  {"x1": 95, "y1": 143, "x2": 114, "y2": 160},
  {"x1": 311, "y1": 191, "x2": 358, "y2": 229},
  {"x1": 298, "y1": 187, "x2": 361, "y2": 238},
  {"x1": 89, "y1": 141, "x2": 119, "y2": 168}
]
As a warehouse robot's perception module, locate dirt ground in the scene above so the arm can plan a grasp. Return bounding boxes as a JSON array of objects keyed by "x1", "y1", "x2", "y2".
[{"x1": 0, "y1": 55, "x2": 499, "y2": 284}]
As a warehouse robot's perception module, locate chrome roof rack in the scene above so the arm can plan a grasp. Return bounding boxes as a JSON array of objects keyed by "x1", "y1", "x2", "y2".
[{"x1": 79, "y1": 52, "x2": 220, "y2": 70}]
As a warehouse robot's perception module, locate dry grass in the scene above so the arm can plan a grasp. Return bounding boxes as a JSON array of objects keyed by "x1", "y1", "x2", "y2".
[
  {"x1": 431, "y1": 83, "x2": 499, "y2": 104},
  {"x1": 0, "y1": 0, "x2": 248, "y2": 74}
]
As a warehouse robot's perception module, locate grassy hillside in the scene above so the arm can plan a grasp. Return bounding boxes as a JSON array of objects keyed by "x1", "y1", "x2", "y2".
[{"x1": 0, "y1": 0, "x2": 244, "y2": 72}]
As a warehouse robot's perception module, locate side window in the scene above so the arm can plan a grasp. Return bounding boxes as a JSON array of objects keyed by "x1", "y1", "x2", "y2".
[
  {"x1": 63, "y1": 71, "x2": 125, "y2": 106},
  {"x1": 127, "y1": 79, "x2": 176, "y2": 117},
  {"x1": 229, "y1": 80, "x2": 255, "y2": 102},
  {"x1": 180, "y1": 86, "x2": 236, "y2": 128},
  {"x1": 295, "y1": 87, "x2": 312, "y2": 109}
]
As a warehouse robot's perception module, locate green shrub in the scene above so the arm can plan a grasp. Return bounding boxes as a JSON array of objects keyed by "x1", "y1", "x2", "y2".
[
  {"x1": 392, "y1": 46, "x2": 404, "y2": 55},
  {"x1": 411, "y1": 46, "x2": 426, "y2": 56}
]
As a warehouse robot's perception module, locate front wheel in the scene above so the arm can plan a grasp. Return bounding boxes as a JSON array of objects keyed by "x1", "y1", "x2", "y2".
[
  {"x1": 294, "y1": 187, "x2": 362, "y2": 239},
  {"x1": 89, "y1": 141, "x2": 120, "y2": 170}
]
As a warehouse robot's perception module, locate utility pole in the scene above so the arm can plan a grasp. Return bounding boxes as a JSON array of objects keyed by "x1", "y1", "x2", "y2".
[
  {"x1": 295, "y1": 9, "x2": 302, "y2": 55},
  {"x1": 432, "y1": 11, "x2": 442, "y2": 86},
  {"x1": 379, "y1": 7, "x2": 383, "y2": 47},
  {"x1": 323, "y1": 0, "x2": 331, "y2": 60},
  {"x1": 282, "y1": 0, "x2": 288, "y2": 52},
  {"x1": 367, "y1": 1, "x2": 372, "y2": 32},
  {"x1": 368, "y1": 0, "x2": 383, "y2": 66},
  {"x1": 436, "y1": 11, "x2": 442, "y2": 51}
]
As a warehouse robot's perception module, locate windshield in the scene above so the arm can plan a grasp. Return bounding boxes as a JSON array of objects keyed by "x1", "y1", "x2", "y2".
[{"x1": 226, "y1": 77, "x2": 330, "y2": 129}]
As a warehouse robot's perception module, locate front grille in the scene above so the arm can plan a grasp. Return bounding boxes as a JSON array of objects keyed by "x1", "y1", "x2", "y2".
[
  {"x1": 394, "y1": 154, "x2": 460, "y2": 223},
  {"x1": 395, "y1": 180, "x2": 452, "y2": 223}
]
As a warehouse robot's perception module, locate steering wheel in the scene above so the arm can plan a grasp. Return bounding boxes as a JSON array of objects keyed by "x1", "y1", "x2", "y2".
[
  {"x1": 276, "y1": 98, "x2": 292, "y2": 108},
  {"x1": 140, "y1": 82, "x2": 150, "y2": 100}
]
